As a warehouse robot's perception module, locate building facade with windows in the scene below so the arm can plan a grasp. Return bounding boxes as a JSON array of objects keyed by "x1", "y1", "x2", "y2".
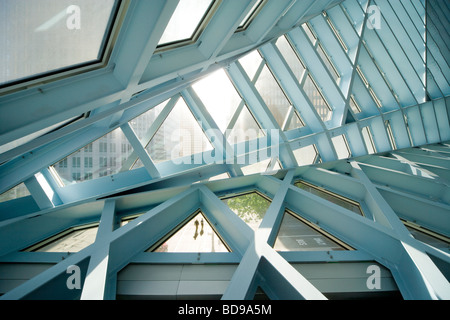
[{"x1": 0, "y1": 0, "x2": 449, "y2": 300}]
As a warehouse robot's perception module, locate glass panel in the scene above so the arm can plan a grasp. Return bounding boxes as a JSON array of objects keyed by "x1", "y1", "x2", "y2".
[
  {"x1": 349, "y1": 95, "x2": 361, "y2": 114},
  {"x1": 292, "y1": 145, "x2": 318, "y2": 166},
  {"x1": 238, "y1": 0, "x2": 264, "y2": 29},
  {"x1": 241, "y1": 158, "x2": 272, "y2": 175},
  {"x1": 274, "y1": 211, "x2": 347, "y2": 252},
  {"x1": 275, "y1": 35, "x2": 305, "y2": 83},
  {"x1": 294, "y1": 181, "x2": 364, "y2": 216},
  {"x1": 1, "y1": 0, "x2": 118, "y2": 86},
  {"x1": 52, "y1": 127, "x2": 136, "y2": 185},
  {"x1": 31, "y1": 225, "x2": 98, "y2": 252},
  {"x1": 158, "y1": 0, "x2": 213, "y2": 46},
  {"x1": 332, "y1": 134, "x2": 351, "y2": 159},
  {"x1": 129, "y1": 100, "x2": 169, "y2": 142},
  {"x1": 317, "y1": 44, "x2": 340, "y2": 83},
  {"x1": 284, "y1": 109, "x2": 305, "y2": 131},
  {"x1": 303, "y1": 75, "x2": 332, "y2": 122},
  {"x1": 226, "y1": 105, "x2": 265, "y2": 145},
  {"x1": 239, "y1": 50, "x2": 263, "y2": 81},
  {"x1": 404, "y1": 223, "x2": 450, "y2": 253},
  {"x1": 0, "y1": 183, "x2": 30, "y2": 203},
  {"x1": 150, "y1": 212, "x2": 229, "y2": 253},
  {"x1": 255, "y1": 65, "x2": 294, "y2": 129},
  {"x1": 192, "y1": 69, "x2": 242, "y2": 133},
  {"x1": 145, "y1": 97, "x2": 213, "y2": 164},
  {"x1": 385, "y1": 120, "x2": 397, "y2": 150},
  {"x1": 302, "y1": 23, "x2": 317, "y2": 45},
  {"x1": 362, "y1": 126, "x2": 376, "y2": 154},
  {"x1": 222, "y1": 192, "x2": 271, "y2": 231},
  {"x1": 0, "y1": 116, "x2": 82, "y2": 154}
]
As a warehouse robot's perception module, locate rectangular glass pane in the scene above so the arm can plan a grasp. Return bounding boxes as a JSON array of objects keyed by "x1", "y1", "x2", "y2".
[
  {"x1": 1, "y1": 0, "x2": 118, "y2": 86},
  {"x1": 158, "y1": 0, "x2": 213, "y2": 46}
]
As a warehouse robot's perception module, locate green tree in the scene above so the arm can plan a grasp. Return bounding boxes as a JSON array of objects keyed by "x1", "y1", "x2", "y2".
[{"x1": 224, "y1": 192, "x2": 271, "y2": 228}]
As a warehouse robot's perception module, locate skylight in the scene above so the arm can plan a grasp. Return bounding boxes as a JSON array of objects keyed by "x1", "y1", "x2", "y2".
[
  {"x1": 0, "y1": 0, "x2": 119, "y2": 87},
  {"x1": 158, "y1": 0, "x2": 214, "y2": 47}
]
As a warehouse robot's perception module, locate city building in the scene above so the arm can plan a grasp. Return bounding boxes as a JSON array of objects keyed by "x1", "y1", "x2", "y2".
[{"x1": 0, "y1": 0, "x2": 449, "y2": 300}]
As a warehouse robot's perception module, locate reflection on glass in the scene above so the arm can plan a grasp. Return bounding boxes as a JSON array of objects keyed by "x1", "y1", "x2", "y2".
[
  {"x1": 292, "y1": 145, "x2": 319, "y2": 166},
  {"x1": 150, "y1": 212, "x2": 229, "y2": 253},
  {"x1": 275, "y1": 35, "x2": 305, "y2": 83},
  {"x1": 362, "y1": 126, "x2": 376, "y2": 154},
  {"x1": 129, "y1": 100, "x2": 169, "y2": 142},
  {"x1": 158, "y1": 0, "x2": 213, "y2": 46},
  {"x1": 403, "y1": 222, "x2": 450, "y2": 253},
  {"x1": 274, "y1": 211, "x2": 348, "y2": 251},
  {"x1": 294, "y1": 181, "x2": 364, "y2": 216},
  {"x1": 0, "y1": 0, "x2": 118, "y2": 86},
  {"x1": 30, "y1": 225, "x2": 98, "y2": 252},
  {"x1": 145, "y1": 97, "x2": 213, "y2": 164},
  {"x1": 303, "y1": 75, "x2": 332, "y2": 122},
  {"x1": 0, "y1": 183, "x2": 30, "y2": 203},
  {"x1": 302, "y1": 23, "x2": 317, "y2": 45},
  {"x1": 193, "y1": 69, "x2": 242, "y2": 133},
  {"x1": 52, "y1": 128, "x2": 136, "y2": 185},
  {"x1": 222, "y1": 192, "x2": 271, "y2": 231},
  {"x1": 332, "y1": 134, "x2": 351, "y2": 159},
  {"x1": 238, "y1": 0, "x2": 264, "y2": 29},
  {"x1": 226, "y1": 105, "x2": 265, "y2": 145},
  {"x1": 317, "y1": 44, "x2": 340, "y2": 83},
  {"x1": 255, "y1": 65, "x2": 303, "y2": 130}
]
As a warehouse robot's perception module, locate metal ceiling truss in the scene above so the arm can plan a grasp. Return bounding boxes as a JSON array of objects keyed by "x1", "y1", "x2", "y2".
[
  {"x1": 0, "y1": 142, "x2": 449, "y2": 300},
  {"x1": 0, "y1": 0, "x2": 449, "y2": 300}
]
